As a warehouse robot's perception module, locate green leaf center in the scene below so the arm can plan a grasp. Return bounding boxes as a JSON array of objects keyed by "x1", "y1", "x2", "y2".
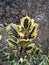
[{"x1": 24, "y1": 18, "x2": 28, "y2": 28}]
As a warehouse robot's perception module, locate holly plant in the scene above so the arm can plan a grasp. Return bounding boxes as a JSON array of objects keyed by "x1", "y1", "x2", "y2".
[{"x1": 0, "y1": 16, "x2": 48, "y2": 65}]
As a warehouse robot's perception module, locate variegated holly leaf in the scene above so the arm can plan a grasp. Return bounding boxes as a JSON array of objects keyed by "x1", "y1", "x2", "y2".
[
  {"x1": 17, "y1": 39, "x2": 31, "y2": 47},
  {"x1": 7, "y1": 39, "x2": 18, "y2": 49}
]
